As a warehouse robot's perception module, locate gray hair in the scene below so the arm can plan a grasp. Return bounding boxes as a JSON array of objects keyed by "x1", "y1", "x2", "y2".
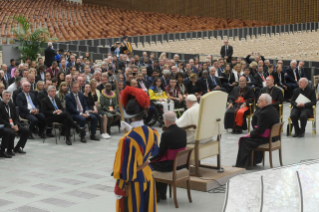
[
  {"x1": 2, "y1": 90, "x2": 11, "y2": 96},
  {"x1": 101, "y1": 62, "x2": 107, "y2": 66},
  {"x1": 210, "y1": 66, "x2": 216, "y2": 71},
  {"x1": 94, "y1": 70, "x2": 101, "y2": 75},
  {"x1": 290, "y1": 60, "x2": 297, "y2": 65},
  {"x1": 0, "y1": 70, "x2": 4, "y2": 74},
  {"x1": 260, "y1": 93, "x2": 272, "y2": 105},
  {"x1": 264, "y1": 60, "x2": 270, "y2": 63},
  {"x1": 48, "y1": 42, "x2": 52, "y2": 47},
  {"x1": 47, "y1": 85, "x2": 56, "y2": 92},
  {"x1": 174, "y1": 54, "x2": 179, "y2": 58},
  {"x1": 163, "y1": 111, "x2": 176, "y2": 123},
  {"x1": 300, "y1": 77, "x2": 309, "y2": 84},
  {"x1": 22, "y1": 81, "x2": 30, "y2": 87},
  {"x1": 19, "y1": 63, "x2": 24, "y2": 68}
]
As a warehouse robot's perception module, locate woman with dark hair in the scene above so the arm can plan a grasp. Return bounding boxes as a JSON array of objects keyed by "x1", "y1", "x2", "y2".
[
  {"x1": 149, "y1": 77, "x2": 173, "y2": 113},
  {"x1": 57, "y1": 82, "x2": 69, "y2": 109},
  {"x1": 194, "y1": 57, "x2": 202, "y2": 73},
  {"x1": 175, "y1": 72, "x2": 187, "y2": 99},
  {"x1": 221, "y1": 63, "x2": 236, "y2": 93},
  {"x1": 177, "y1": 62, "x2": 186, "y2": 73},
  {"x1": 56, "y1": 71, "x2": 65, "y2": 88},
  {"x1": 84, "y1": 84, "x2": 110, "y2": 139},
  {"x1": 185, "y1": 73, "x2": 203, "y2": 101},
  {"x1": 165, "y1": 77, "x2": 184, "y2": 109}
]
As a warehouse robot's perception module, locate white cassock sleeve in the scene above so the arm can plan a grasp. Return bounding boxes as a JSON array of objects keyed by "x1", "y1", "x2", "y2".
[{"x1": 176, "y1": 111, "x2": 189, "y2": 128}]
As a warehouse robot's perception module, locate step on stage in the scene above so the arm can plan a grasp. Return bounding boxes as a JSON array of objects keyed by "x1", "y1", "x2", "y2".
[{"x1": 178, "y1": 165, "x2": 246, "y2": 192}]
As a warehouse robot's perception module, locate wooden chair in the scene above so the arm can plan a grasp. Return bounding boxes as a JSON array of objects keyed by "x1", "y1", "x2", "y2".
[
  {"x1": 251, "y1": 122, "x2": 284, "y2": 169},
  {"x1": 153, "y1": 148, "x2": 193, "y2": 208},
  {"x1": 288, "y1": 105, "x2": 316, "y2": 137}
]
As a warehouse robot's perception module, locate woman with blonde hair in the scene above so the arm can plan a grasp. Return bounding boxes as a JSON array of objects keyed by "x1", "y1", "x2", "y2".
[
  {"x1": 89, "y1": 79, "x2": 101, "y2": 105},
  {"x1": 159, "y1": 52, "x2": 167, "y2": 60},
  {"x1": 57, "y1": 81, "x2": 69, "y2": 109},
  {"x1": 232, "y1": 64, "x2": 242, "y2": 82},
  {"x1": 29, "y1": 68, "x2": 41, "y2": 82},
  {"x1": 35, "y1": 81, "x2": 44, "y2": 92},
  {"x1": 249, "y1": 61, "x2": 258, "y2": 75}
]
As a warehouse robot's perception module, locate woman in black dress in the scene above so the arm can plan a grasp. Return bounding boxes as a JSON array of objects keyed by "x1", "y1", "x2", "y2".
[
  {"x1": 185, "y1": 73, "x2": 203, "y2": 101},
  {"x1": 221, "y1": 64, "x2": 236, "y2": 93}
]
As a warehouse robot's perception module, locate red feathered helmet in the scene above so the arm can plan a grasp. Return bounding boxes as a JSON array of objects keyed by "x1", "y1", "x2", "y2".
[{"x1": 121, "y1": 86, "x2": 150, "y2": 118}]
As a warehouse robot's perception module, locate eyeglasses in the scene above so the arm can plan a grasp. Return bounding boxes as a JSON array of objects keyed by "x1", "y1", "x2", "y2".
[{"x1": 24, "y1": 85, "x2": 30, "y2": 87}]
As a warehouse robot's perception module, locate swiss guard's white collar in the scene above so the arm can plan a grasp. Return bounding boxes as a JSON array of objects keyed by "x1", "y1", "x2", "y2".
[{"x1": 131, "y1": 120, "x2": 144, "y2": 128}]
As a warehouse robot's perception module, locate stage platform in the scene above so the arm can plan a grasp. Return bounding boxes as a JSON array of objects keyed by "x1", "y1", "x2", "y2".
[{"x1": 179, "y1": 165, "x2": 246, "y2": 192}]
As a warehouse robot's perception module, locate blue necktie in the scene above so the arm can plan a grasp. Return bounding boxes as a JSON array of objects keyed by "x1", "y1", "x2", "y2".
[
  {"x1": 27, "y1": 94, "x2": 36, "y2": 109},
  {"x1": 52, "y1": 98, "x2": 58, "y2": 110},
  {"x1": 211, "y1": 76, "x2": 216, "y2": 86}
]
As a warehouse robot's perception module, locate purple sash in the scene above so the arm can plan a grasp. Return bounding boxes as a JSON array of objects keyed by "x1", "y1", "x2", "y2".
[
  {"x1": 238, "y1": 126, "x2": 271, "y2": 144},
  {"x1": 150, "y1": 147, "x2": 186, "y2": 163}
]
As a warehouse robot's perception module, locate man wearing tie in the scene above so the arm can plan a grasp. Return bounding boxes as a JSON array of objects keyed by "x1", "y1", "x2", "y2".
[
  {"x1": 27, "y1": 74, "x2": 36, "y2": 91},
  {"x1": 220, "y1": 40, "x2": 233, "y2": 63},
  {"x1": 212, "y1": 60, "x2": 222, "y2": 77},
  {"x1": 0, "y1": 90, "x2": 29, "y2": 157},
  {"x1": 208, "y1": 67, "x2": 224, "y2": 91},
  {"x1": 16, "y1": 81, "x2": 46, "y2": 138},
  {"x1": 41, "y1": 86, "x2": 85, "y2": 145},
  {"x1": 65, "y1": 82, "x2": 99, "y2": 143},
  {"x1": 161, "y1": 69, "x2": 171, "y2": 88},
  {"x1": 1, "y1": 64, "x2": 10, "y2": 83},
  {"x1": 254, "y1": 66, "x2": 266, "y2": 89},
  {"x1": 37, "y1": 80, "x2": 52, "y2": 109},
  {"x1": 137, "y1": 72, "x2": 149, "y2": 92}
]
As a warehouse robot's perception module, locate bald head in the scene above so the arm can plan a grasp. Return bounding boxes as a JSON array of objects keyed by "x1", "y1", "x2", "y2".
[
  {"x1": 266, "y1": 76, "x2": 274, "y2": 87},
  {"x1": 299, "y1": 77, "x2": 308, "y2": 89},
  {"x1": 238, "y1": 76, "x2": 247, "y2": 88}
]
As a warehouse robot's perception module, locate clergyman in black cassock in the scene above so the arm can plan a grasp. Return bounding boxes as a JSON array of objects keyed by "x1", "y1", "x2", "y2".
[
  {"x1": 41, "y1": 86, "x2": 84, "y2": 145},
  {"x1": 252, "y1": 76, "x2": 284, "y2": 125},
  {"x1": 235, "y1": 94, "x2": 279, "y2": 168},
  {"x1": 0, "y1": 90, "x2": 29, "y2": 155},
  {"x1": 290, "y1": 78, "x2": 316, "y2": 137},
  {"x1": 224, "y1": 77, "x2": 255, "y2": 133},
  {"x1": 150, "y1": 114, "x2": 187, "y2": 201}
]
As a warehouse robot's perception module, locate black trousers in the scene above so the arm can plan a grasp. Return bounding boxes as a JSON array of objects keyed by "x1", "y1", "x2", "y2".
[
  {"x1": 25, "y1": 113, "x2": 45, "y2": 133},
  {"x1": 46, "y1": 112, "x2": 78, "y2": 138},
  {"x1": 235, "y1": 137, "x2": 269, "y2": 168},
  {"x1": 0, "y1": 127, "x2": 29, "y2": 152},
  {"x1": 290, "y1": 107, "x2": 312, "y2": 134}
]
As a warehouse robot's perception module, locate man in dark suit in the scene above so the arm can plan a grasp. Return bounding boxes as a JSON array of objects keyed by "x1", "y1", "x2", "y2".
[
  {"x1": 1, "y1": 64, "x2": 10, "y2": 83},
  {"x1": 44, "y1": 42, "x2": 57, "y2": 68},
  {"x1": 242, "y1": 67, "x2": 256, "y2": 88},
  {"x1": 37, "y1": 65, "x2": 46, "y2": 81},
  {"x1": 67, "y1": 55, "x2": 76, "y2": 68},
  {"x1": 161, "y1": 69, "x2": 171, "y2": 88},
  {"x1": 0, "y1": 90, "x2": 29, "y2": 157},
  {"x1": 12, "y1": 78, "x2": 28, "y2": 106},
  {"x1": 220, "y1": 40, "x2": 233, "y2": 63},
  {"x1": 297, "y1": 61, "x2": 307, "y2": 78},
  {"x1": 37, "y1": 80, "x2": 52, "y2": 109},
  {"x1": 285, "y1": 60, "x2": 300, "y2": 91},
  {"x1": 27, "y1": 74, "x2": 36, "y2": 91},
  {"x1": 65, "y1": 82, "x2": 99, "y2": 143},
  {"x1": 254, "y1": 66, "x2": 266, "y2": 89},
  {"x1": 290, "y1": 78, "x2": 316, "y2": 138},
  {"x1": 208, "y1": 67, "x2": 225, "y2": 91},
  {"x1": 42, "y1": 86, "x2": 84, "y2": 145},
  {"x1": 150, "y1": 111, "x2": 187, "y2": 201},
  {"x1": 147, "y1": 60, "x2": 160, "y2": 77},
  {"x1": 16, "y1": 81, "x2": 46, "y2": 138}
]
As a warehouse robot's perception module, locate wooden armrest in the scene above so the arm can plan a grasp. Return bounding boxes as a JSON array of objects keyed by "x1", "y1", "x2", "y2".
[
  {"x1": 181, "y1": 125, "x2": 197, "y2": 130},
  {"x1": 279, "y1": 104, "x2": 282, "y2": 116}
]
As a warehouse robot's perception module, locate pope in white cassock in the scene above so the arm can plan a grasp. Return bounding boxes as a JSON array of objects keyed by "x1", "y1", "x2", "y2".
[{"x1": 176, "y1": 94, "x2": 199, "y2": 143}]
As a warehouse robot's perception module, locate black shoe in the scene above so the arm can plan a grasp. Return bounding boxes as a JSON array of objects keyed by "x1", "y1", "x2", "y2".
[
  {"x1": 90, "y1": 135, "x2": 100, "y2": 141},
  {"x1": 76, "y1": 126, "x2": 85, "y2": 134},
  {"x1": 6, "y1": 150, "x2": 15, "y2": 156},
  {"x1": 14, "y1": 148, "x2": 26, "y2": 154},
  {"x1": 66, "y1": 137, "x2": 72, "y2": 145},
  {"x1": 29, "y1": 134, "x2": 35, "y2": 139},
  {"x1": 292, "y1": 133, "x2": 299, "y2": 138},
  {"x1": 81, "y1": 136, "x2": 87, "y2": 143},
  {"x1": 40, "y1": 133, "x2": 46, "y2": 139},
  {"x1": 46, "y1": 133, "x2": 55, "y2": 137},
  {"x1": 298, "y1": 133, "x2": 305, "y2": 138},
  {"x1": 0, "y1": 152, "x2": 12, "y2": 158}
]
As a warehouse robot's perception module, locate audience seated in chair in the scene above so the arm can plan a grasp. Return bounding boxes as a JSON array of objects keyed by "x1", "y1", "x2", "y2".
[
  {"x1": 65, "y1": 81, "x2": 100, "y2": 143},
  {"x1": 16, "y1": 81, "x2": 46, "y2": 139},
  {"x1": 0, "y1": 90, "x2": 29, "y2": 158},
  {"x1": 150, "y1": 111, "x2": 187, "y2": 202}
]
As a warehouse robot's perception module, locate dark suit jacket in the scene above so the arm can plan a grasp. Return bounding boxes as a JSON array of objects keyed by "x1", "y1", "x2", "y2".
[
  {"x1": 37, "y1": 89, "x2": 48, "y2": 110},
  {"x1": 16, "y1": 92, "x2": 39, "y2": 118},
  {"x1": 8, "y1": 77, "x2": 16, "y2": 86},
  {"x1": 198, "y1": 77, "x2": 212, "y2": 94},
  {"x1": 12, "y1": 88, "x2": 22, "y2": 106},
  {"x1": 208, "y1": 75, "x2": 222, "y2": 89},
  {"x1": 59, "y1": 67, "x2": 70, "y2": 74},
  {"x1": 242, "y1": 74, "x2": 256, "y2": 87},
  {"x1": 67, "y1": 62, "x2": 76, "y2": 68},
  {"x1": 147, "y1": 65, "x2": 161, "y2": 77},
  {"x1": 273, "y1": 72, "x2": 286, "y2": 87},
  {"x1": 44, "y1": 47, "x2": 57, "y2": 67},
  {"x1": 65, "y1": 92, "x2": 88, "y2": 116},
  {"x1": 297, "y1": 67, "x2": 307, "y2": 78},
  {"x1": 150, "y1": 124, "x2": 187, "y2": 171},
  {"x1": 254, "y1": 72, "x2": 266, "y2": 88},
  {"x1": 41, "y1": 96, "x2": 63, "y2": 124},
  {"x1": 137, "y1": 80, "x2": 149, "y2": 89},
  {"x1": 161, "y1": 76, "x2": 170, "y2": 88},
  {"x1": 220, "y1": 45, "x2": 233, "y2": 63},
  {"x1": 285, "y1": 66, "x2": 299, "y2": 84},
  {"x1": 0, "y1": 101, "x2": 19, "y2": 127},
  {"x1": 291, "y1": 86, "x2": 316, "y2": 115}
]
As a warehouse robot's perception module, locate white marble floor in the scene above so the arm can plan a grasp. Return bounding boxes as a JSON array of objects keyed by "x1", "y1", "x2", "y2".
[{"x1": 0, "y1": 103, "x2": 318, "y2": 212}]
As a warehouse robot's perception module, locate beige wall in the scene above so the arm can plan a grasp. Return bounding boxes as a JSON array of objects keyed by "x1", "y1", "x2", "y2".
[{"x1": 83, "y1": 0, "x2": 319, "y2": 24}]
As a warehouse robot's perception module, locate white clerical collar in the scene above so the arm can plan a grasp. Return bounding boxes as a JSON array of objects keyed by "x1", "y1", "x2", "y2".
[{"x1": 131, "y1": 120, "x2": 144, "y2": 128}]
